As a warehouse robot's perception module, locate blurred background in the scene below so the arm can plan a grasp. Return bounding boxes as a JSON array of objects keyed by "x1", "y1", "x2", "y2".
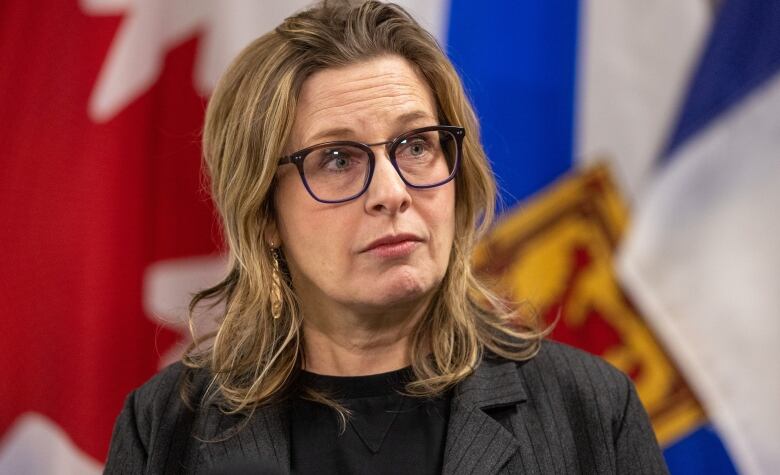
[{"x1": 1, "y1": 0, "x2": 778, "y2": 473}]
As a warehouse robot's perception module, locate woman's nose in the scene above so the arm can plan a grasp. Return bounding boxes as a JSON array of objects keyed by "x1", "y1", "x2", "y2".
[{"x1": 363, "y1": 150, "x2": 411, "y2": 215}]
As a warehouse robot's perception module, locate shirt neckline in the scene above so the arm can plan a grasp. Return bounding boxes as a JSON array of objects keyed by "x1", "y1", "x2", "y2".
[{"x1": 298, "y1": 366, "x2": 414, "y2": 399}]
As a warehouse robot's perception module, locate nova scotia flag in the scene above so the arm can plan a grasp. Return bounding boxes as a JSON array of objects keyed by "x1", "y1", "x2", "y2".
[
  {"x1": 618, "y1": 1, "x2": 780, "y2": 473},
  {"x1": 449, "y1": 0, "x2": 779, "y2": 473}
]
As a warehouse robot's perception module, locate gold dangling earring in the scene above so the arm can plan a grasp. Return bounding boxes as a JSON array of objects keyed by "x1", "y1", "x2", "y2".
[{"x1": 270, "y1": 246, "x2": 283, "y2": 319}]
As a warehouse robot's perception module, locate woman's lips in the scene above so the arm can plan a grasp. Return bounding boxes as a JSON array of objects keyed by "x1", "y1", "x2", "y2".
[
  {"x1": 362, "y1": 233, "x2": 423, "y2": 258},
  {"x1": 365, "y1": 239, "x2": 421, "y2": 258}
]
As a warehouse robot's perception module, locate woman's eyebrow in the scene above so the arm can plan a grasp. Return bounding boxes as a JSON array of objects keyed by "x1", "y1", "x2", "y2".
[
  {"x1": 307, "y1": 127, "x2": 356, "y2": 144},
  {"x1": 305, "y1": 110, "x2": 437, "y2": 145},
  {"x1": 394, "y1": 110, "x2": 436, "y2": 125}
]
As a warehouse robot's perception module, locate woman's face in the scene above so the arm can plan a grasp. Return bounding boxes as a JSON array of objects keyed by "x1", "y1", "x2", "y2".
[{"x1": 271, "y1": 55, "x2": 455, "y2": 315}]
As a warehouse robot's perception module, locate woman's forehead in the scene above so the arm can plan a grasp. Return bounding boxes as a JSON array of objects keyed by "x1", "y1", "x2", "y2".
[{"x1": 292, "y1": 56, "x2": 438, "y2": 145}]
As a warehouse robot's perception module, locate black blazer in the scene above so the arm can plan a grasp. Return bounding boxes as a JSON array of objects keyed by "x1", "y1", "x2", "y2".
[{"x1": 105, "y1": 340, "x2": 668, "y2": 474}]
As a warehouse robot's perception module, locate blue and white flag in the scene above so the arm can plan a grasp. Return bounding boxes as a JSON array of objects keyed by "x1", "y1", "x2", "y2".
[
  {"x1": 447, "y1": 0, "x2": 778, "y2": 473},
  {"x1": 617, "y1": 1, "x2": 780, "y2": 474}
]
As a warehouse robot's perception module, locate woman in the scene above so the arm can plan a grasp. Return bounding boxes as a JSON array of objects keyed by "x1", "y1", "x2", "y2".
[{"x1": 106, "y1": 1, "x2": 668, "y2": 474}]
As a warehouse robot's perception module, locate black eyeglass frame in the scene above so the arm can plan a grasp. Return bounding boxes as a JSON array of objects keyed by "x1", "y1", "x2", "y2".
[{"x1": 277, "y1": 125, "x2": 465, "y2": 204}]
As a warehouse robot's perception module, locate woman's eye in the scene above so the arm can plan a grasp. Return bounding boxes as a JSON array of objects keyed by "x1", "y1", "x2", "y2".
[
  {"x1": 401, "y1": 138, "x2": 431, "y2": 158},
  {"x1": 321, "y1": 150, "x2": 352, "y2": 170},
  {"x1": 409, "y1": 142, "x2": 426, "y2": 156}
]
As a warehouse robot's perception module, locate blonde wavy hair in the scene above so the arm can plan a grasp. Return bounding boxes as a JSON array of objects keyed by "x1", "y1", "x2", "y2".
[{"x1": 185, "y1": 0, "x2": 543, "y2": 416}]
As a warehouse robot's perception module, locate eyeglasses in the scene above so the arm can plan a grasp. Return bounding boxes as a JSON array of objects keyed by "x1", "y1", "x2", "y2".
[{"x1": 277, "y1": 125, "x2": 465, "y2": 204}]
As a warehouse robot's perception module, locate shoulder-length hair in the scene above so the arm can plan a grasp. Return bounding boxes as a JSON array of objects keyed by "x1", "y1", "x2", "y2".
[{"x1": 185, "y1": 0, "x2": 543, "y2": 416}]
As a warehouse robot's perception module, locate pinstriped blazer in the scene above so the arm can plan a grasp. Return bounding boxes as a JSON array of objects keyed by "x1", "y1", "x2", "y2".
[{"x1": 105, "y1": 340, "x2": 669, "y2": 474}]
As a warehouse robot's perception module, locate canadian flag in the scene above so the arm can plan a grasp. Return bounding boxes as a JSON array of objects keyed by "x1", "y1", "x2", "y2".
[
  {"x1": 0, "y1": 1, "x2": 444, "y2": 471},
  {"x1": 0, "y1": 0, "x2": 294, "y2": 471}
]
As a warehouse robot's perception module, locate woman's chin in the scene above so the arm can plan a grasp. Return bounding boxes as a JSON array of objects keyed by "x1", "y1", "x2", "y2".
[{"x1": 355, "y1": 267, "x2": 439, "y2": 308}]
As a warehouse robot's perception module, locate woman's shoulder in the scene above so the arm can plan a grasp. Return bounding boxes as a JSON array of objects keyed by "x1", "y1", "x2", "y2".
[
  {"x1": 528, "y1": 339, "x2": 630, "y2": 383},
  {"x1": 477, "y1": 338, "x2": 667, "y2": 473},
  {"x1": 512, "y1": 339, "x2": 637, "y2": 414},
  {"x1": 133, "y1": 361, "x2": 210, "y2": 408},
  {"x1": 105, "y1": 362, "x2": 213, "y2": 472},
  {"x1": 121, "y1": 361, "x2": 211, "y2": 428}
]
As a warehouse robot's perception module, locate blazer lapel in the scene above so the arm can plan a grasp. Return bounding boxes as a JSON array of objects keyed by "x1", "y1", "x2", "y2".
[
  {"x1": 442, "y1": 358, "x2": 527, "y2": 475},
  {"x1": 196, "y1": 359, "x2": 525, "y2": 474}
]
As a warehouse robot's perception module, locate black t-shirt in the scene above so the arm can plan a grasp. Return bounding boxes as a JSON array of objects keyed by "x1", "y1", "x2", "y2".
[{"x1": 290, "y1": 366, "x2": 451, "y2": 475}]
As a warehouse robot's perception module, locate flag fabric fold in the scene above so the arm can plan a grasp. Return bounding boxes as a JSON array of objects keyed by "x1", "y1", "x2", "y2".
[{"x1": 619, "y1": 1, "x2": 780, "y2": 473}]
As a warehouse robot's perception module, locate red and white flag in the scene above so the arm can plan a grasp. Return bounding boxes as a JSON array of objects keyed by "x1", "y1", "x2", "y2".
[{"x1": 0, "y1": 1, "x2": 444, "y2": 471}]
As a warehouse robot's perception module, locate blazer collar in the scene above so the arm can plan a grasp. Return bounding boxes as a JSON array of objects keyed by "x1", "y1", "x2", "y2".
[
  {"x1": 452, "y1": 356, "x2": 527, "y2": 410},
  {"x1": 442, "y1": 357, "x2": 527, "y2": 475},
  {"x1": 198, "y1": 357, "x2": 526, "y2": 475}
]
